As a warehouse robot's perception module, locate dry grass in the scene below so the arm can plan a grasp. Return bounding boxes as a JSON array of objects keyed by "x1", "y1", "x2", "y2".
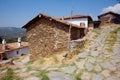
[
  {"x1": 36, "y1": 69, "x2": 49, "y2": 80},
  {"x1": 31, "y1": 51, "x2": 67, "y2": 68},
  {"x1": 100, "y1": 22, "x2": 117, "y2": 27},
  {"x1": 92, "y1": 28, "x2": 102, "y2": 39},
  {"x1": 105, "y1": 27, "x2": 120, "y2": 52},
  {"x1": 0, "y1": 68, "x2": 21, "y2": 80}
]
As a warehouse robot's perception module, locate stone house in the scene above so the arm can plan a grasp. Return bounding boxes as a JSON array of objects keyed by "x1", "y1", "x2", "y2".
[
  {"x1": 58, "y1": 14, "x2": 93, "y2": 29},
  {"x1": 93, "y1": 21, "x2": 101, "y2": 28},
  {"x1": 22, "y1": 13, "x2": 85, "y2": 59},
  {"x1": 98, "y1": 11, "x2": 120, "y2": 24}
]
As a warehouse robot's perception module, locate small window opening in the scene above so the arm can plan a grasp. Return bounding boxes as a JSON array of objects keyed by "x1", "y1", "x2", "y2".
[
  {"x1": 80, "y1": 23, "x2": 85, "y2": 27},
  {"x1": 17, "y1": 51, "x2": 19, "y2": 54}
]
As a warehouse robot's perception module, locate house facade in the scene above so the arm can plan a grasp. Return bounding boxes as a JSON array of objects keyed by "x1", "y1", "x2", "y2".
[
  {"x1": 0, "y1": 41, "x2": 29, "y2": 61},
  {"x1": 93, "y1": 21, "x2": 101, "y2": 28},
  {"x1": 23, "y1": 13, "x2": 85, "y2": 59},
  {"x1": 98, "y1": 11, "x2": 120, "y2": 24},
  {"x1": 58, "y1": 15, "x2": 93, "y2": 28}
]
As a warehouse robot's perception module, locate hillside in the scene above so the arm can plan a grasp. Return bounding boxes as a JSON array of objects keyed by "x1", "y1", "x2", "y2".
[
  {"x1": 0, "y1": 25, "x2": 120, "y2": 80},
  {"x1": 0, "y1": 27, "x2": 26, "y2": 39}
]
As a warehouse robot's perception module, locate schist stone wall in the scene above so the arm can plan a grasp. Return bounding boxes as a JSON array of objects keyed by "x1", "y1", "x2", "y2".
[
  {"x1": 99, "y1": 13, "x2": 120, "y2": 24},
  {"x1": 26, "y1": 16, "x2": 85, "y2": 59}
]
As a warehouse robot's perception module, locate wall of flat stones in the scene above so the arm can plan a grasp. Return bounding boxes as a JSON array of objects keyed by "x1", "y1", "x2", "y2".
[
  {"x1": 26, "y1": 17, "x2": 85, "y2": 59},
  {"x1": 99, "y1": 14, "x2": 120, "y2": 24},
  {"x1": 70, "y1": 39, "x2": 85, "y2": 49},
  {"x1": 99, "y1": 14, "x2": 114, "y2": 22},
  {"x1": 71, "y1": 28, "x2": 85, "y2": 40},
  {"x1": 26, "y1": 17, "x2": 70, "y2": 59}
]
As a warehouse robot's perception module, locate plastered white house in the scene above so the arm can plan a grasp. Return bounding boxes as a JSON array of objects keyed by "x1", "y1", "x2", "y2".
[
  {"x1": 5, "y1": 44, "x2": 29, "y2": 58},
  {"x1": 0, "y1": 38, "x2": 29, "y2": 61},
  {"x1": 58, "y1": 15, "x2": 93, "y2": 28}
]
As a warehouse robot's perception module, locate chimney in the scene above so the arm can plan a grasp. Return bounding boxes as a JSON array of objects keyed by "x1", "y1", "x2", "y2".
[
  {"x1": 62, "y1": 16, "x2": 64, "y2": 21},
  {"x1": 18, "y1": 37, "x2": 21, "y2": 48},
  {"x1": 2, "y1": 39, "x2": 6, "y2": 50}
]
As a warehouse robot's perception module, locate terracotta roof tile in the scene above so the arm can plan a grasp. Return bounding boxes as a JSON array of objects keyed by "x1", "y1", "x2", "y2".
[
  {"x1": 0, "y1": 42, "x2": 29, "y2": 53},
  {"x1": 58, "y1": 14, "x2": 93, "y2": 21}
]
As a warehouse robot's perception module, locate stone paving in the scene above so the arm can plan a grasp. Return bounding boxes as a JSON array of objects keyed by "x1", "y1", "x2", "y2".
[
  {"x1": 44, "y1": 27, "x2": 120, "y2": 80},
  {"x1": 1, "y1": 26, "x2": 120, "y2": 80},
  {"x1": 48, "y1": 72, "x2": 76, "y2": 80}
]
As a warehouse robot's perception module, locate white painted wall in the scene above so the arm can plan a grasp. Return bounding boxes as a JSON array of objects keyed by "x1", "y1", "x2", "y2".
[
  {"x1": 64, "y1": 18, "x2": 88, "y2": 28},
  {"x1": 6, "y1": 47, "x2": 29, "y2": 58}
]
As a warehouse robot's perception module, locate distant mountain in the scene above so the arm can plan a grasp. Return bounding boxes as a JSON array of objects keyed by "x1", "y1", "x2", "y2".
[{"x1": 0, "y1": 27, "x2": 26, "y2": 39}]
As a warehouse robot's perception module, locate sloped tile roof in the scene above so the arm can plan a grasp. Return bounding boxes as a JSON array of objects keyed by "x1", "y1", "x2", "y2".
[
  {"x1": 0, "y1": 42, "x2": 29, "y2": 53},
  {"x1": 22, "y1": 13, "x2": 85, "y2": 29},
  {"x1": 58, "y1": 14, "x2": 93, "y2": 21}
]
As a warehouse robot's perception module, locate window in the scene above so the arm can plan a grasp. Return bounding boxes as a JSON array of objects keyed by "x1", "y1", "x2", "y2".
[
  {"x1": 80, "y1": 23, "x2": 85, "y2": 27},
  {"x1": 17, "y1": 51, "x2": 19, "y2": 54}
]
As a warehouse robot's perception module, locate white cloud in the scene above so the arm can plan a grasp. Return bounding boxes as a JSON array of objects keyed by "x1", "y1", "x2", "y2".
[{"x1": 102, "y1": 3, "x2": 120, "y2": 13}]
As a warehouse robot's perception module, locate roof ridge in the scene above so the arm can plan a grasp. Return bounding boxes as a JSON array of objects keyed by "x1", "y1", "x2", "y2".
[
  {"x1": 98, "y1": 11, "x2": 120, "y2": 17},
  {"x1": 23, "y1": 13, "x2": 85, "y2": 28},
  {"x1": 57, "y1": 14, "x2": 92, "y2": 20}
]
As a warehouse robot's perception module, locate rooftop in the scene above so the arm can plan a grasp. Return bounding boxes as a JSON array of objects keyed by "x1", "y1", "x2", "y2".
[
  {"x1": 98, "y1": 11, "x2": 120, "y2": 18},
  {"x1": 22, "y1": 13, "x2": 85, "y2": 29},
  {"x1": 0, "y1": 42, "x2": 29, "y2": 53},
  {"x1": 58, "y1": 14, "x2": 93, "y2": 21}
]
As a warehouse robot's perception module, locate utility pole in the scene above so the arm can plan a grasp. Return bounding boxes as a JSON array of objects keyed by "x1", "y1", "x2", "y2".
[
  {"x1": 63, "y1": 7, "x2": 74, "y2": 58},
  {"x1": 67, "y1": 7, "x2": 73, "y2": 55}
]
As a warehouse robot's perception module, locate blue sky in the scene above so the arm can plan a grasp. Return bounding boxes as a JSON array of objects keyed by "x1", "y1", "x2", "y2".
[{"x1": 0, "y1": 0, "x2": 119, "y2": 27}]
